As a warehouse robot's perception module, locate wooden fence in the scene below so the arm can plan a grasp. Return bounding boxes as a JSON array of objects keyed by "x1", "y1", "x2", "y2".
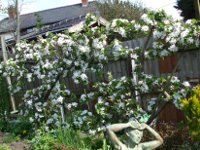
[{"x1": 123, "y1": 38, "x2": 200, "y2": 82}]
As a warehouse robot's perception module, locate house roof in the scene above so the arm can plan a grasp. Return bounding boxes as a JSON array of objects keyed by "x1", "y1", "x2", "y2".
[
  {"x1": 20, "y1": 16, "x2": 107, "y2": 41},
  {"x1": 0, "y1": 2, "x2": 96, "y2": 34}
]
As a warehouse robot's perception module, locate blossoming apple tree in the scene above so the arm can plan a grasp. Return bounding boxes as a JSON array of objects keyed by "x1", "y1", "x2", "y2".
[{"x1": 0, "y1": 11, "x2": 199, "y2": 133}]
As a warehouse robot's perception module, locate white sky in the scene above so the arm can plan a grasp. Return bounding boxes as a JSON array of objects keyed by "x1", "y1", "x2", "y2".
[
  {"x1": 0, "y1": 0, "x2": 182, "y2": 20},
  {"x1": 142, "y1": 0, "x2": 182, "y2": 19}
]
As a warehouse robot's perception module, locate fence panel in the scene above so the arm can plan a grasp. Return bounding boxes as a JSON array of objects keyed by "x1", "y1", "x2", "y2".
[{"x1": 143, "y1": 50, "x2": 200, "y2": 82}]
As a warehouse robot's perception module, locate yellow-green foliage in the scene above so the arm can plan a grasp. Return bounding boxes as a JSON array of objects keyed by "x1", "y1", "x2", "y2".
[
  {"x1": 180, "y1": 85, "x2": 200, "y2": 137},
  {"x1": 0, "y1": 144, "x2": 11, "y2": 150}
]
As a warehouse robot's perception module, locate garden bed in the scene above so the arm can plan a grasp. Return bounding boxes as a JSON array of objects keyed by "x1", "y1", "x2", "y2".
[{"x1": 0, "y1": 132, "x2": 29, "y2": 150}]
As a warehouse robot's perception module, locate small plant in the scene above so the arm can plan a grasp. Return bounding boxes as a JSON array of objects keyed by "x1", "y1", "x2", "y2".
[
  {"x1": 180, "y1": 85, "x2": 200, "y2": 138},
  {"x1": 57, "y1": 127, "x2": 82, "y2": 149},
  {"x1": 179, "y1": 141, "x2": 200, "y2": 150},
  {"x1": 3, "y1": 133, "x2": 20, "y2": 143},
  {"x1": 7, "y1": 121, "x2": 33, "y2": 138},
  {"x1": 0, "y1": 144, "x2": 11, "y2": 150},
  {"x1": 30, "y1": 123, "x2": 112, "y2": 150},
  {"x1": 55, "y1": 124, "x2": 93, "y2": 149},
  {"x1": 34, "y1": 12, "x2": 43, "y2": 29},
  {"x1": 30, "y1": 128, "x2": 57, "y2": 150},
  {"x1": 100, "y1": 139, "x2": 111, "y2": 150},
  {"x1": 0, "y1": 121, "x2": 8, "y2": 132}
]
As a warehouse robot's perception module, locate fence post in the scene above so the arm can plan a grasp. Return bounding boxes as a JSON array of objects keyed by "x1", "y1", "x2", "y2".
[{"x1": 1, "y1": 35, "x2": 18, "y2": 114}]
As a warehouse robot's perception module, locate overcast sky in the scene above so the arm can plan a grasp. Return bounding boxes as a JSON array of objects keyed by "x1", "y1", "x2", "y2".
[{"x1": 0, "y1": 0, "x2": 182, "y2": 20}]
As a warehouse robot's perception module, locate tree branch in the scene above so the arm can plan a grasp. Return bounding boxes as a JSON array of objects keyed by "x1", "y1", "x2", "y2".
[
  {"x1": 42, "y1": 72, "x2": 63, "y2": 102},
  {"x1": 147, "y1": 53, "x2": 183, "y2": 124}
]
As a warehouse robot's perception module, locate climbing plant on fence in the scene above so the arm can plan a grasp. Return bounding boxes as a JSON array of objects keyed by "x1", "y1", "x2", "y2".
[{"x1": 0, "y1": 11, "x2": 199, "y2": 135}]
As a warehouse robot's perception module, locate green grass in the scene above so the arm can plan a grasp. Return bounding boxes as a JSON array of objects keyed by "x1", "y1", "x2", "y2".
[
  {"x1": 3, "y1": 133, "x2": 20, "y2": 144},
  {"x1": 0, "y1": 144, "x2": 11, "y2": 150}
]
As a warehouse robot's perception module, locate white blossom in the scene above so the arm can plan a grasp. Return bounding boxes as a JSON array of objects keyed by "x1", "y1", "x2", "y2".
[
  {"x1": 160, "y1": 50, "x2": 169, "y2": 57},
  {"x1": 26, "y1": 73, "x2": 32, "y2": 82},
  {"x1": 57, "y1": 96, "x2": 64, "y2": 103},
  {"x1": 168, "y1": 45, "x2": 178, "y2": 52},
  {"x1": 47, "y1": 118, "x2": 54, "y2": 124},
  {"x1": 141, "y1": 25, "x2": 149, "y2": 32},
  {"x1": 57, "y1": 37, "x2": 65, "y2": 46},
  {"x1": 80, "y1": 73, "x2": 88, "y2": 81},
  {"x1": 79, "y1": 45, "x2": 90, "y2": 53},
  {"x1": 182, "y1": 81, "x2": 190, "y2": 87},
  {"x1": 118, "y1": 27, "x2": 126, "y2": 37},
  {"x1": 92, "y1": 38, "x2": 105, "y2": 49},
  {"x1": 134, "y1": 24, "x2": 141, "y2": 30},
  {"x1": 29, "y1": 117, "x2": 34, "y2": 123},
  {"x1": 141, "y1": 14, "x2": 153, "y2": 25}
]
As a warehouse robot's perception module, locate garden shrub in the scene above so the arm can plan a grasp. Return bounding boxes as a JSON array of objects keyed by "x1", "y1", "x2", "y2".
[
  {"x1": 30, "y1": 123, "x2": 112, "y2": 150},
  {"x1": 179, "y1": 141, "x2": 200, "y2": 150},
  {"x1": 0, "y1": 121, "x2": 8, "y2": 132},
  {"x1": 180, "y1": 85, "x2": 200, "y2": 138},
  {"x1": 7, "y1": 121, "x2": 33, "y2": 138},
  {"x1": 56, "y1": 125, "x2": 92, "y2": 149},
  {"x1": 3, "y1": 133, "x2": 20, "y2": 143},
  {"x1": 56, "y1": 129, "x2": 112, "y2": 149},
  {"x1": 31, "y1": 128, "x2": 93, "y2": 149},
  {"x1": 0, "y1": 119, "x2": 33, "y2": 138},
  {"x1": 30, "y1": 129, "x2": 56, "y2": 150},
  {"x1": 0, "y1": 144, "x2": 11, "y2": 150}
]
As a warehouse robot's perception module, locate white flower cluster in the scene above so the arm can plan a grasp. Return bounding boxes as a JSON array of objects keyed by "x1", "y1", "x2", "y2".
[
  {"x1": 147, "y1": 97, "x2": 157, "y2": 112},
  {"x1": 141, "y1": 14, "x2": 154, "y2": 25},
  {"x1": 85, "y1": 13, "x2": 98, "y2": 26},
  {"x1": 2, "y1": 20, "x2": 112, "y2": 128},
  {"x1": 106, "y1": 11, "x2": 199, "y2": 59},
  {"x1": 112, "y1": 39, "x2": 132, "y2": 59},
  {"x1": 73, "y1": 110, "x2": 93, "y2": 128},
  {"x1": 137, "y1": 80, "x2": 149, "y2": 93},
  {"x1": 65, "y1": 102, "x2": 78, "y2": 110},
  {"x1": 92, "y1": 37, "x2": 106, "y2": 50},
  {"x1": 108, "y1": 19, "x2": 129, "y2": 37},
  {"x1": 80, "y1": 92, "x2": 94, "y2": 102},
  {"x1": 72, "y1": 71, "x2": 88, "y2": 84}
]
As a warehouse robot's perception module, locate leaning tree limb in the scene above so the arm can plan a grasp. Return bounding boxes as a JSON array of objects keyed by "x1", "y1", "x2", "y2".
[{"x1": 147, "y1": 53, "x2": 183, "y2": 124}]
